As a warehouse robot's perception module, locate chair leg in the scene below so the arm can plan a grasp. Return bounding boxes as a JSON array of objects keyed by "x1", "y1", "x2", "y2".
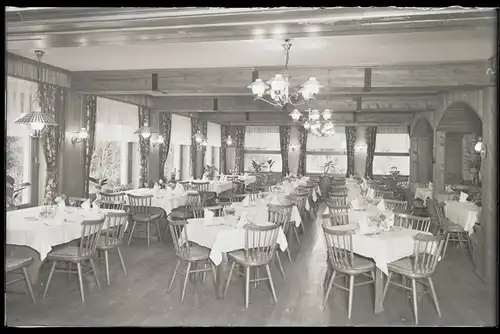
[
  {"x1": 265, "y1": 264, "x2": 278, "y2": 303},
  {"x1": 347, "y1": 275, "x2": 355, "y2": 319},
  {"x1": 202, "y1": 262, "x2": 207, "y2": 283},
  {"x1": 411, "y1": 279, "x2": 419, "y2": 324},
  {"x1": 68, "y1": 262, "x2": 73, "y2": 283},
  {"x1": 286, "y1": 245, "x2": 292, "y2": 262},
  {"x1": 293, "y1": 226, "x2": 301, "y2": 245},
  {"x1": 245, "y1": 266, "x2": 250, "y2": 308},
  {"x1": 382, "y1": 272, "x2": 393, "y2": 304},
  {"x1": 300, "y1": 217, "x2": 307, "y2": 234},
  {"x1": 181, "y1": 262, "x2": 191, "y2": 303},
  {"x1": 254, "y1": 267, "x2": 259, "y2": 288},
  {"x1": 427, "y1": 277, "x2": 442, "y2": 317},
  {"x1": 168, "y1": 260, "x2": 180, "y2": 293},
  {"x1": 42, "y1": 261, "x2": 57, "y2": 300},
  {"x1": 76, "y1": 262, "x2": 85, "y2": 303},
  {"x1": 146, "y1": 222, "x2": 151, "y2": 247},
  {"x1": 223, "y1": 262, "x2": 236, "y2": 298},
  {"x1": 89, "y1": 258, "x2": 101, "y2": 290},
  {"x1": 104, "y1": 250, "x2": 111, "y2": 285},
  {"x1": 211, "y1": 263, "x2": 217, "y2": 284},
  {"x1": 443, "y1": 233, "x2": 450, "y2": 257},
  {"x1": 275, "y1": 253, "x2": 286, "y2": 280},
  {"x1": 116, "y1": 247, "x2": 127, "y2": 276},
  {"x1": 156, "y1": 220, "x2": 162, "y2": 242},
  {"x1": 322, "y1": 269, "x2": 336, "y2": 307},
  {"x1": 127, "y1": 222, "x2": 137, "y2": 245},
  {"x1": 465, "y1": 233, "x2": 474, "y2": 261},
  {"x1": 21, "y1": 267, "x2": 36, "y2": 303}
]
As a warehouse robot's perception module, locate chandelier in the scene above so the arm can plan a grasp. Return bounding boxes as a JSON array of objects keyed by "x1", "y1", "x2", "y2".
[
  {"x1": 247, "y1": 40, "x2": 323, "y2": 109},
  {"x1": 134, "y1": 122, "x2": 152, "y2": 139},
  {"x1": 289, "y1": 108, "x2": 336, "y2": 137},
  {"x1": 192, "y1": 130, "x2": 208, "y2": 149},
  {"x1": 14, "y1": 50, "x2": 59, "y2": 138}
]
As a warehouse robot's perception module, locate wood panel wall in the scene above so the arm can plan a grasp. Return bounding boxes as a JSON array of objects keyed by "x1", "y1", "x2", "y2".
[{"x1": 445, "y1": 133, "x2": 463, "y2": 184}]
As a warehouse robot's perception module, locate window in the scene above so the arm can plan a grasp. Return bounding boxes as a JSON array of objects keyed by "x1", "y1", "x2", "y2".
[
  {"x1": 306, "y1": 127, "x2": 347, "y2": 174},
  {"x1": 6, "y1": 77, "x2": 37, "y2": 205},
  {"x1": 373, "y1": 127, "x2": 410, "y2": 175},
  {"x1": 90, "y1": 98, "x2": 140, "y2": 191},
  {"x1": 244, "y1": 126, "x2": 282, "y2": 173}
]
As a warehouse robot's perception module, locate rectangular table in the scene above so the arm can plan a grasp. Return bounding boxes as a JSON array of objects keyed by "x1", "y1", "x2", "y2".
[
  {"x1": 124, "y1": 188, "x2": 188, "y2": 214},
  {"x1": 415, "y1": 187, "x2": 433, "y2": 205},
  {"x1": 444, "y1": 200, "x2": 480, "y2": 235}
]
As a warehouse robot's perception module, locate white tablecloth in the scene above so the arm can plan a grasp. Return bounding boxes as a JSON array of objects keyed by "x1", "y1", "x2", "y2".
[
  {"x1": 6, "y1": 206, "x2": 124, "y2": 261},
  {"x1": 185, "y1": 216, "x2": 288, "y2": 265},
  {"x1": 444, "y1": 200, "x2": 480, "y2": 235},
  {"x1": 232, "y1": 201, "x2": 302, "y2": 228},
  {"x1": 124, "y1": 188, "x2": 188, "y2": 214},
  {"x1": 238, "y1": 175, "x2": 257, "y2": 186},
  {"x1": 208, "y1": 181, "x2": 233, "y2": 194},
  {"x1": 415, "y1": 187, "x2": 433, "y2": 205}
]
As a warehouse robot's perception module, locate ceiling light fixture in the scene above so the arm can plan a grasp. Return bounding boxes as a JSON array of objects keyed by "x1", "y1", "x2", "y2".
[
  {"x1": 134, "y1": 122, "x2": 152, "y2": 139},
  {"x1": 291, "y1": 108, "x2": 336, "y2": 137}
]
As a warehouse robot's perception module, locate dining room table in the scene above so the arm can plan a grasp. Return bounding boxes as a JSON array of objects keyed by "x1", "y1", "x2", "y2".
[
  {"x1": 414, "y1": 187, "x2": 433, "y2": 205},
  {"x1": 123, "y1": 187, "x2": 188, "y2": 214},
  {"x1": 443, "y1": 200, "x2": 481, "y2": 235},
  {"x1": 6, "y1": 205, "x2": 125, "y2": 285}
]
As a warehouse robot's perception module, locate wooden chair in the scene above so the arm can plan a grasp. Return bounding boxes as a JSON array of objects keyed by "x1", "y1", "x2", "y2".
[
  {"x1": 322, "y1": 225, "x2": 375, "y2": 319},
  {"x1": 170, "y1": 192, "x2": 201, "y2": 220},
  {"x1": 286, "y1": 192, "x2": 309, "y2": 234},
  {"x1": 229, "y1": 193, "x2": 248, "y2": 203},
  {"x1": 232, "y1": 180, "x2": 246, "y2": 194},
  {"x1": 43, "y1": 218, "x2": 104, "y2": 303},
  {"x1": 268, "y1": 203, "x2": 295, "y2": 263},
  {"x1": 98, "y1": 199, "x2": 125, "y2": 210},
  {"x1": 325, "y1": 204, "x2": 349, "y2": 215},
  {"x1": 382, "y1": 234, "x2": 446, "y2": 324},
  {"x1": 127, "y1": 194, "x2": 163, "y2": 246},
  {"x1": 192, "y1": 181, "x2": 210, "y2": 192},
  {"x1": 5, "y1": 257, "x2": 36, "y2": 303},
  {"x1": 298, "y1": 184, "x2": 318, "y2": 215},
  {"x1": 321, "y1": 212, "x2": 350, "y2": 227},
  {"x1": 394, "y1": 213, "x2": 432, "y2": 232},
  {"x1": 199, "y1": 191, "x2": 217, "y2": 207},
  {"x1": 167, "y1": 219, "x2": 217, "y2": 303},
  {"x1": 96, "y1": 212, "x2": 130, "y2": 285},
  {"x1": 328, "y1": 193, "x2": 347, "y2": 206},
  {"x1": 224, "y1": 224, "x2": 281, "y2": 308},
  {"x1": 384, "y1": 199, "x2": 408, "y2": 212},
  {"x1": 193, "y1": 205, "x2": 226, "y2": 218},
  {"x1": 99, "y1": 192, "x2": 125, "y2": 203}
]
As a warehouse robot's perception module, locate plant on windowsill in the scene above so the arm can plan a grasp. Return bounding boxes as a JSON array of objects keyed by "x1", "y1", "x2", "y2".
[
  {"x1": 319, "y1": 160, "x2": 337, "y2": 197},
  {"x1": 89, "y1": 176, "x2": 108, "y2": 192},
  {"x1": 6, "y1": 175, "x2": 31, "y2": 208},
  {"x1": 203, "y1": 165, "x2": 218, "y2": 181},
  {"x1": 251, "y1": 160, "x2": 264, "y2": 173}
]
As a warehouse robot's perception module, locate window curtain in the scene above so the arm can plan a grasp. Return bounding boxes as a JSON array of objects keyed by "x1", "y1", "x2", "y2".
[
  {"x1": 345, "y1": 126, "x2": 357, "y2": 177},
  {"x1": 159, "y1": 112, "x2": 172, "y2": 178},
  {"x1": 190, "y1": 117, "x2": 200, "y2": 178},
  {"x1": 83, "y1": 95, "x2": 97, "y2": 197},
  {"x1": 40, "y1": 83, "x2": 65, "y2": 204},
  {"x1": 364, "y1": 126, "x2": 377, "y2": 178},
  {"x1": 298, "y1": 126, "x2": 307, "y2": 176},
  {"x1": 234, "y1": 126, "x2": 245, "y2": 173},
  {"x1": 138, "y1": 106, "x2": 150, "y2": 187},
  {"x1": 201, "y1": 120, "x2": 208, "y2": 170},
  {"x1": 279, "y1": 125, "x2": 291, "y2": 176},
  {"x1": 220, "y1": 125, "x2": 228, "y2": 174}
]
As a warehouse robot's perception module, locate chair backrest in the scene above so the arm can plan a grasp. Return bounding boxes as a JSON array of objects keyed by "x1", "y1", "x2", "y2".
[
  {"x1": 168, "y1": 219, "x2": 195, "y2": 259},
  {"x1": 375, "y1": 189, "x2": 396, "y2": 199},
  {"x1": 243, "y1": 224, "x2": 280, "y2": 264},
  {"x1": 327, "y1": 194, "x2": 347, "y2": 206},
  {"x1": 232, "y1": 180, "x2": 245, "y2": 194},
  {"x1": 385, "y1": 199, "x2": 408, "y2": 212},
  {"x1": 426, "y1": 199, "x2": 447, "y2": 230},
  {"x1": 289, "y1": 192, "x2": 309, "y2": 212},
  {"x1": 325, "y1": 204, "x2": 349, "y2": 215},
  {"x1": 192, "y1": 181, "x2": 209, "y2": 192},
  {"x1": 322, "y1": 224, "x2": 356, "y2": 271},
  {"x1": 230, "y1": 193, "x2": 248, "y2": 203},
  {"x1": 99, "y1": 192, "x2": 125, "y2": 203},
  {"x1": 99, "y1": 199, "x2": 125, "y2": 210},
  {"x1": 186, "y1": 192, "x2": 201, "y2": 209},
  {"x1": 100, "y1": 212, "x2": 130, "y2": 247},
  {"x1": 394, "y1": 213, "x2": 432, "y2": 232},
  {"x1": 321, "y1": 212, "x2": 350, "y2": 227},
  {"x1": 267, "y1": 203, "x2": 293, "y2": 226},
  {"x1": 245, "y1": 192, "x2": 258, "y2": 203},
  {"x1": 79, "y1": 218, "x2": 105, "y2": 258},
  {"x1": 127, "y1": 194, "x2": 153, "y2": 217},
  {"x1": 411, "y1": 233, "x2": 446, "y2": 276}
]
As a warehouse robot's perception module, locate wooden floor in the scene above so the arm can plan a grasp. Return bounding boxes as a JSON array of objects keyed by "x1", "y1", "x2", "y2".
[{"x1": 6, "y1": 206, "x2": 496, "y2": 327}]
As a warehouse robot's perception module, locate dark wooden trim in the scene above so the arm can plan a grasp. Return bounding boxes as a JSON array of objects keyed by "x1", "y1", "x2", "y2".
[
  {"x1": 244, "y1": 150, "x2": 281, "y2": 155},
  {"x1": 127, "y1": 143, "x2": 133, "y2": 184},
  {"x1": 29, "y1": 138, "x2": 40, "y2": 206},
  {"x1": 374, "y1": 152, "x2": 410, "y2": 157},
  {"x1": 306, "y1": 151, "x2": 347, "y2": 156},
  {"x1": 7, "y1": 52, "x2": 72, "y2": 76}
]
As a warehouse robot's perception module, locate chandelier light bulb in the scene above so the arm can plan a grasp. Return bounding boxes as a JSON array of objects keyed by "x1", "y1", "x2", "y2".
[
  {"x1": 309, "y1": 109, "x2": 321, "y2": 121},
  {"x1": 311, "y1": 122, "x2": 320, "y2": 130},
  {"x1": 323, "y1": 109, "x2": 332, "y2": 120},
  {"x1": 300, "y1": 87, "x2": 314, "y2": 100},
  {"x1": 77, "y1": 127, "x2": 89, "y2": 140},
  {"x1": 247, "y1": 78, "x2": 268, "y2": 97},
  {"x1": 226, "y1": 135, "x2": 233, "y2": 146},
  {"x1": 289, "y1": 109, "x2": 302, "y2": 121},
  {"x1": 201, "y1": 139, "x2": 208, "y2": 147},
  {"x1": 194, "y1": 131, "x2": 203, "y2": 143},
  {"x1": 323, "y1": 121, "x2": 334, "y2": 131},
  {"x1": 30, "y1": 121, "x2": 45, "y2": 131},
  {"x1": 302, "y1": 77, "x2": 323, "y2": 95},
  {"x1": 303, "y1": 122, "x2": 311, "y2": 130},
  {"x1": 474, "y1": 141, "x2": 483, "y2": 153},
  {"x1": 269, "y1": 74, "x2": 287, "y2": 93}
]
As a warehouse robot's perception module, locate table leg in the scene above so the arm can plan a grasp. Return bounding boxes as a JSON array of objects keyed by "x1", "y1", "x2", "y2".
[
  {"x1": 216, "y1": 254, "x2": 228, "y2": 299},
  {"x1": 374, "y1": 268, "x2": 385, "y2": 314}
]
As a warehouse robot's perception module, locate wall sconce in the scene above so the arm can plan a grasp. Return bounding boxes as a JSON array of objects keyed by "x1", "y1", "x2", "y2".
[
  {"x1": 289, "y1": 144, "x2": 299, "y2": 152},
  {"x1": 134, "y1": 122, "x2": 152, "y2": 139},
  {"x1": 151, "y1": 134, "x2": 164, "y2": 147},
  {"x1": 224, "y1": 135, "x2": 233, "y2": 146},
  {"x1": 71, "y1": 127, "x2": 89, "y2": 144},
  {"x1": 474, "y1": 137, "x2": 487, "y2": 159}
]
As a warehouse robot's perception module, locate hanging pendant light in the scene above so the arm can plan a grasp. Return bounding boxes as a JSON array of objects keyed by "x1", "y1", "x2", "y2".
[
  {"x1": 134, "y1": 122, "x2": 152, "y2": 139},
  {"x1": 14, "y1": 50, "x2": 59, "y2": 138}
]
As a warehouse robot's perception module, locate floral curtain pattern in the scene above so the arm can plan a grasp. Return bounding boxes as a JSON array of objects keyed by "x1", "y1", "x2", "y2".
[
  {"x1": 159, "y1": 112, "x2": 172, "y2": 178},
  {"x1": 364, "y1": 126, "x2": 378, "y2": 178},
  {"x1": 345, "y1": 126, "x2": 357, "y2": 177},
  {"x1": 138, "y1": 106, "x2": 150, "y2": 187},
  {"x1": 83, "y1": 95, "x2": 97, "y2": 197},
  {"x1": 220, "y1": 125, "x2": 228, "y2": 174},
  {"x1": 298, "y1": 126, "x2": 308, "y2": 176},
  {"x1": 40, "y1": 83, "x2": 65, "y2": 204},
  {"x1": 201, "y1": 120, "x2": 208, "y2": 168},
  {"x1": 190, "y1": 117, "x2": 200, "y2": 178},
  {"x1": 279, "y1": 125, "x2": 291, "y2": 176},
  {"x1": 234, "y1": 126, "x2": 245, "y2": 174}
]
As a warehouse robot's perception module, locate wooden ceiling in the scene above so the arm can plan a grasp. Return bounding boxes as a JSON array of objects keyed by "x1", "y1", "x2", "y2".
[{"x1": 5, "y1": 7, "x2": 498, "y2": 126}]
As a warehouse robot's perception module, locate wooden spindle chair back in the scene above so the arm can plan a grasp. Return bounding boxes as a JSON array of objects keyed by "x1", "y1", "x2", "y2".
[
  {"x1": 321, "y1": 212, "x2": 350, "y2": 227},
  {"x1": 101, "y1": 212, "x2": 130, "y2": 247},
  {"x1": 79, "y1": 219, "x2": 105, "y2": 258},
  {"x1": 243, "y1": 224, "x2": 280, "y2": 265},
  {"x1": 395, "y1": 213, "x2": 431, "y2": 232},
  {"x1": 99, "y1": 192, "x2": 125, "y2": 203},
  {"x1": 322, "y1": 225, "x2": 356, "y2": 272},
  {"x1": 411, "y1": 234, "x2": 446, "y2": 276},
  {"x1": 328, "y1": 194, "x2": 347, "y2": 206},
  {"x1": 329, "y1": 188, "x2": 348, "y2": 196},
  {"x1": 384, "y1": 199, "x2": 408, "y2": 212},
  {"x1": 325, "y1": 204, "x2": 349, "y2": 215},
  {"x1": 232, "y1": 180, "x2": 245, "y2": 194},
  {"x1": 127, "y1": 194, "x2": 153, "y2": 218},
  {"x1": 230, "y1": 193, "x2": 248, "y2": 203},
  {"x1": 325, "y1": 197, "x2": 346, "y2": 207},
  {"x1": 245, "y1": 192, "x2": 258, "y2": 203},
  {"x1": 192, "y1": 181, "x2": 209, "y2": 192},
  {"x1": 185, "y1": 192, "x2": 201, "y2": 210},
  {"x1": 289, "y1": 192, "x2": 309, "y2": 212},
  {"x1": 99, "y1": 200, "x2": 124, "y2": 211},
  {"x1": 267, "y1": 204, "x2": 293, "y2": 226},
  {"x1": 168, "y1": 219, "x2": 194, "y2": 260}
]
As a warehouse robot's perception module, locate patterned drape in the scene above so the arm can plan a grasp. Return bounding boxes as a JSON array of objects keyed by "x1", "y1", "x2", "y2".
[
  {"x1": 41, "y1": 83, "x2": 65, "y2": 204},
  {"x1": 234, "y1": 126, "x2": 245, "y2": 174},
  {"x1": 298, "y1": 126, "x2": 308, "y2": 176},
  {"x1": 364, "y1": 126, "x2": 377, "y2": 178},
  {"x1": 190, "y1": 117, "x2": 200, "y2": 178},
  {"x1": 201, "y1": 120, "x2": 208, "y2": 168},
  {"x1": 345, "y1": 126, "x2": 357, "y2": 177},
  {"x1": 220, "y1": 125, "x2": 228, "y2": 174},
  {"x1": 83, "y1": 95, "x2": 97, "y2": 197},
  {"x1": 159, "y1": 112, "x2": 172, "y2": 178},
  {"x1": 279, "y1": 126, "x2": 291, "y2": 177},
  {"x1": 138, "y1": 106, "x2": 150, "y2": 187}
]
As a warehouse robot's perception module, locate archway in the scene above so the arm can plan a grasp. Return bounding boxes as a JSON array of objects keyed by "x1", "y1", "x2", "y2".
[
  {"x1": 436, "y1": 102, "x2": 482, "y2": 186},
  {"x1": 410, "y1": 117, "x2": 434, "y2": 189}
]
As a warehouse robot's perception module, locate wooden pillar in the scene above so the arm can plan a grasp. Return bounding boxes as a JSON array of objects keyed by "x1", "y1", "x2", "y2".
[
  {"x1": 148, "y1": 113, "x2": 160, "y2": 183},
  {"x1": 432, "y1": 131, "x2": 446, "y2": 198}
]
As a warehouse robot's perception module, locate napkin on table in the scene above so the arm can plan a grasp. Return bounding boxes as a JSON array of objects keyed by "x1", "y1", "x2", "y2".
[
  {"x1": 351, "y1": 198, "x2": 360, "y2": 210},
  {"x1": 237, "y1": 212, "x2": 250, "y2": 228},
  {"x1": 270, "y1": 195, "x2": 281, "y2": 206},
  {"x1": 55, "y1": 196, "x2": 66, "y2": 208},
  {"x1": 81, "y1": 200, "x2": 91, "y2": 210},
  {"x1": 153, "y1": 182, "x2": 160, "y2": 191},
  {"x1": 377, "y1": 198, "x2": 386, "y2": 211},
  {"x1": 367, "y1": 188, "x2": 375, "y2": 199},
  {"x1": 358, "y1": 216, "x2": 370, "y2": 234},
  {"x1": 242, "y1": 196, "x2": 250, "y2": 206},
  {"x1": 204, "y1": 208, "x2": 215, "y2": 224},
  {"x1": 173, "y1": 183, "x2": 186, "y2": 196},
  {"x1": 459, "y1": 191, "x2": 468, "y2": 203},
  {"x1": 165, "y1": 187, "x2": 173, "y2": 196},
  {"x1": 428, "y1": 182, "x2": 433, "y2": 189}
]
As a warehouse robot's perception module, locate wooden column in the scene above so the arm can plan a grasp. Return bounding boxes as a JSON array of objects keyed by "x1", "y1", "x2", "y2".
[
  {"x1": 432, "y1": 131, "x2": 446, "y2": 198},
  {"x1": 148, "y1": 113, "x2": 160, "y2": 183}
]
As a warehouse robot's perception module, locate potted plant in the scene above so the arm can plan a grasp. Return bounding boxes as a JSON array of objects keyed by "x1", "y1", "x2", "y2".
[
  {"x1": 6, "y1": 175, "x2": 31, "y2": 208},
  {"x1": 89, "y1": 176, "x2": 108, "y2": 193},
  {"x1": 319, "y1": 160, "x2": 337, "y2": 197},
  {"x1": 251, "y1": 160, "x2": 263, "y2": 173},
  {"x1": 204, "y1": 164, "x2": 218, "y2": 181}
]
